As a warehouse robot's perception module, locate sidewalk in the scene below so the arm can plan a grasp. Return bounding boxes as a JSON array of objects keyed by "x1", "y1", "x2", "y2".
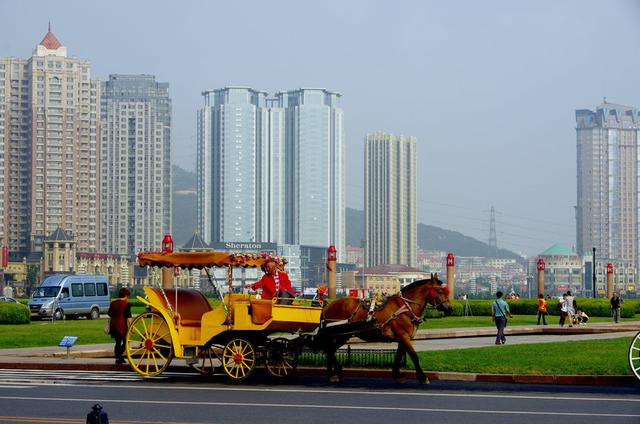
[{"x1": 0, "y1": 321, "x2": 638, "y2": 386}]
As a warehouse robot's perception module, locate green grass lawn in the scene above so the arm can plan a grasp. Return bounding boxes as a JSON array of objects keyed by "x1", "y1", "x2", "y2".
[
  {"x1": 419, "y1": 314, "x2": 635, "y2": 329},
  {"x1": 413, "y1": 337, "x2": 634, "y2": 375},
  {"x1": 0, "y1": 320, "x2": 112, "y2": 349}
]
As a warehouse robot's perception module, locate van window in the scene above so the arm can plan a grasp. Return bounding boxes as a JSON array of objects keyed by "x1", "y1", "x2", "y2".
[
  {"x1": 84, "y1": 283, "x2": 96, "y2": 296},
  {"x1": 96, "y1": 283, "x2": 108, "y2": 296},
  {"x1": 71, "y1": 283, "x2": 84, "y2": 297}
]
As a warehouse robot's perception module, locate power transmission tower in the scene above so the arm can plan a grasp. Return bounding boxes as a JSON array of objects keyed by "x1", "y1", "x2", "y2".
[{"x1": 488, "y1": 205, "x2": 497, "y2": 250}]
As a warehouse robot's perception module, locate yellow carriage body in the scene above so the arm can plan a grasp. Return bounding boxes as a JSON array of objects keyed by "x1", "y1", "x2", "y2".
[{"x1": 128, "y1": 251, "x2": 322, "y2": 378}]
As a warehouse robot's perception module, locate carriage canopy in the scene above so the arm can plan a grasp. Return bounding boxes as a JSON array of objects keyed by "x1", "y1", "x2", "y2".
[{"x1": 137, "y1": 251, "x2": 286, "y2": 270}]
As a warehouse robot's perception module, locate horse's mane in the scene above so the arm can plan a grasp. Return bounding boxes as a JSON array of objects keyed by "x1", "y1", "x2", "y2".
[{"x1": 400, "y1": 276, "x2": 442, "y2": 293}]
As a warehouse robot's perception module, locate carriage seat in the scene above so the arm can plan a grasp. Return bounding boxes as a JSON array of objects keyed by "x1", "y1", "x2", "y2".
[
  {"x1": 250, "y1": 299, "x2": 273, "y2": 325},
  {"x1": 149, "y1": 288, "x2": 212, "y2": 327}
]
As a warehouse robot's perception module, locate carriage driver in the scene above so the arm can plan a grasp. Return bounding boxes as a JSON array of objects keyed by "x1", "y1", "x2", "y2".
[{"x1": 246, "y1": 259, "x2": 294, "y2": 300}]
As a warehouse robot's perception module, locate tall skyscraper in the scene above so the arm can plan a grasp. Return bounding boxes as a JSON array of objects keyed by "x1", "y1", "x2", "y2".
[
  {"x1": 0, "y1": 27, "x2": 100, "y2": 255},
  {"x1": 576, "y1": 101, "x2": 640, "y2": 284},
  {"x1": 197, "y1": 87, "x2": 276, "y2": 244},
  {"x1": 364, "y1": 132, "x2": 417, "y2": 267},
  {"x1": 100, "y1": 75, "x2": 172, "y2": 255},
  {"x1": 276, "y1": 89, "x2": 345, "y2": 260},
  {"x1": 196, "y1": 87, "x2": 345, "y2": 259}
]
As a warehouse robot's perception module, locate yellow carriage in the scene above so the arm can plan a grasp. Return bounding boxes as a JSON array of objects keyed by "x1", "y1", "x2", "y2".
[{"x1": 126, "y1": 251, "x2": 323, "y2": 380}]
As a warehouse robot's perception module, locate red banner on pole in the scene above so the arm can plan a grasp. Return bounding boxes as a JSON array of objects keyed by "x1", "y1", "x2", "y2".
[{"x1": 1, "y1": 246, "x2": 8, "y2": 268}]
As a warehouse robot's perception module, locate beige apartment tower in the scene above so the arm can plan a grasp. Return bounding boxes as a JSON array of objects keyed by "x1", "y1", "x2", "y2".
[
  {"x1": 576, "y1": 101, "x2": 640, "y2": 290},
  {"x1": 0, "y1": 28, "x2": 100, "y2": 255},
  {"x1": 365, "y1": 132, "x2": 417, "y2": 267}
]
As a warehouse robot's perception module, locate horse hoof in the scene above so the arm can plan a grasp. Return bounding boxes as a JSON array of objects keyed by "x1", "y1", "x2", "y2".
[
  {"x1": 394, "y1": 377, "x2": 406, "y2": 384},
  {"x1": 329, "y1": 375, "x2": 340, "y2": 384},
  {"x1": 419, "y1": 376, "x2": 430, "y2": 385}
]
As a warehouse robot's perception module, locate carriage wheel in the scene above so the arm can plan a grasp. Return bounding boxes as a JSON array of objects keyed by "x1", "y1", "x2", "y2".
[
  {"x1": 126, "y1": 311, "x2": 174, "y2": 377},
  {"x1": 222, "y1": 338, "x2": 255, "y2": 381},
  {"x1": 189, "y1": 345, "x2": 222, "y2": 375},
  {"x1": 629, "y1": 331, "x2": 640, "y2": 381},
  {"x1": 265, "y1": 337, "x2": 298, "y2": 378}
]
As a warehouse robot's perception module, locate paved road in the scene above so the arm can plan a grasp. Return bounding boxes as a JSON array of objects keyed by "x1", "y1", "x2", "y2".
[{"x1": 0, "y1": 370, "x2": 638, "y2": 424}]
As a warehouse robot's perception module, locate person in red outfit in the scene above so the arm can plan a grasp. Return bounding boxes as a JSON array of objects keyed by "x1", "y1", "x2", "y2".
[
  {"x1": 108, "y1": 287, "x2": 132, "y2": 365},
  {"x1": 247, "y1": 259, "x2": 294, "y2": 301}
]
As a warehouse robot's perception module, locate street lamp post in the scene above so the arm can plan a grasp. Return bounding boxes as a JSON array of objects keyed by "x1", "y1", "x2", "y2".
[{"x1": 592, "y1": 247, "x2": 596, "y2": 299}]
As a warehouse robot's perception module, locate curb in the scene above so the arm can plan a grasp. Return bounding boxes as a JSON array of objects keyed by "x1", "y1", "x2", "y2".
[{"x1": 0, "y1": 361, "x2": 637, "y2": 387}]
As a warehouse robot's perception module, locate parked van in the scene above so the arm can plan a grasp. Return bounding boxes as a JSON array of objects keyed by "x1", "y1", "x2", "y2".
[{"x1": 27, "y1": 275, "x2": 110, "y2": 320}]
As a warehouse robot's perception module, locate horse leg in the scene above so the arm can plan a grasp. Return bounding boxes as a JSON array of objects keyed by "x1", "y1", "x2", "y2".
[
  {"x1": 392, "y1": 342, "x2": 406, "y2": 384},
  {"x1": 325, "y1": 338, "x2": 341, "y2": 383},
  {"x1": 399, "y1": 334, "x2": 428, "y2": 384}
]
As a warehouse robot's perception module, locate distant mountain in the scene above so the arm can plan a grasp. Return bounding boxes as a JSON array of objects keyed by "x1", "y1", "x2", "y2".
[
  {"x1": 346, "y1": 207, "x2": 524, "y2": 262},
  {"x1": 171, "y1": 172, "x2": 523, "y2": 262},
  {"x1": 172, "y1": 165, "x2": 197, "y2": 244}
]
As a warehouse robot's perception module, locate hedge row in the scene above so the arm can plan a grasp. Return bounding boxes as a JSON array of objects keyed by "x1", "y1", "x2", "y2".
[
  {"x1": 0, "y1": 302, "x2": 30, "y2": 324},
  {"x1": 423, "y1": 298, "x2": 636, "y2": 319}
]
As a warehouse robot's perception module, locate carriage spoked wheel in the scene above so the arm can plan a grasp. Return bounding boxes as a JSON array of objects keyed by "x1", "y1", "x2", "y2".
[
  {"x1": 126, "y1": 311, "x2": 174, "y2": 377},
  {"x1": 629, "y1": 331, "x2": 640, "y2": 381},
  {"x1": 189, "y1": 345, "x2": 222, "y2": 375},
  {"x1": 222, "y1": 338, "x2": 255, "y2": 380},
  {"x1": 265, "y1": 337, "x2": 298, "y2": 378}
]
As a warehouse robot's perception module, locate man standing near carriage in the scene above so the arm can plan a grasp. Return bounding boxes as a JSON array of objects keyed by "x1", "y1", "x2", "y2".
[{"x1": 247, "y1": 258, "x2": 294, "y2": 302}]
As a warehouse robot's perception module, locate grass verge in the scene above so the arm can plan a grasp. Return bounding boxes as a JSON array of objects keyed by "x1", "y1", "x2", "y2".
[
  {"x1": 413, "y1": 337, "x2": 633, "y2": 375},
  {"x1": 0, "y1": 320, "x2": 112, "y2": 348}
]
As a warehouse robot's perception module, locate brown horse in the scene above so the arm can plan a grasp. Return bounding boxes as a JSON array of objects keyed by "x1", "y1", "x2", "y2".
[{"x1": 318, "y1": 274, "x2": 453, "y2": 384}]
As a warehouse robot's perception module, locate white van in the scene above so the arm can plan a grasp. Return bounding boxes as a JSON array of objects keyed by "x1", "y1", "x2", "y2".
[{"x1": 27, "y1": 275, "x2": 110, "y2": 320}]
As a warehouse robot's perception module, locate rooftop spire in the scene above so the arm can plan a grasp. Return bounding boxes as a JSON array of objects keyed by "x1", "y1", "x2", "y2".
[{"x1": 39, "y1": 23, "x2": 62, "y2": 50}]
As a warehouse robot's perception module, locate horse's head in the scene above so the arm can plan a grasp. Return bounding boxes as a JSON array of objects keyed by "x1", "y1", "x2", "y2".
[
  {"x1": 425, "y1": 273, "x2": 454, "y2": 316},
  {"x1": 401, "y1": 273, "x2": 453, "y2": 316}
]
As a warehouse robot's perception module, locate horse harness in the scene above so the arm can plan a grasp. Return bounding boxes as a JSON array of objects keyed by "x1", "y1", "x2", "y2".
[{"x1": 346, "y1": 294, "x2": 425, "y2": 330}]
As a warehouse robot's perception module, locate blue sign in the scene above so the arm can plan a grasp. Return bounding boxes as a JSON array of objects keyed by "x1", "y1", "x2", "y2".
[{"x1": 59, "y1": 336, "x2": 78, "y2": 347}]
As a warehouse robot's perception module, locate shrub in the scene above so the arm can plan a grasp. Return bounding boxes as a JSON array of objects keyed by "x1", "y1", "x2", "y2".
[{"x1": 0, "y1": 302, "x2": 30, "y2": 324}]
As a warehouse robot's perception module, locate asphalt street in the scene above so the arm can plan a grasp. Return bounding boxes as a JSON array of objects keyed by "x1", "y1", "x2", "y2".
[{"x1": 0, "y1": 370, "x2": 638, "y2": 424}]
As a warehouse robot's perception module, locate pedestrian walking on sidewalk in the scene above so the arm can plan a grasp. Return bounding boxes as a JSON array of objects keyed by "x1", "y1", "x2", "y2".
[
  {"x1": 558, "y1": 294, "x2": 568, "y2": 326},
  {"x1": 610, "y1": 292, "x2": 623, "y2": 323},
  {"x1": 491, "y1": 291, "x2": 512, "y2": 345},
  {"x1": 108, "y1": 287, "x2": 132, "y2": 365},
  {"x1": 536, "y1": 293, "x2": 547, "y2": 325}
]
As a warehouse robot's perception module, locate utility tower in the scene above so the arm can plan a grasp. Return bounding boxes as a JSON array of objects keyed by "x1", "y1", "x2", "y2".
[{"x1": 488, "y1": 206, "x2": 497, "y2": 249}]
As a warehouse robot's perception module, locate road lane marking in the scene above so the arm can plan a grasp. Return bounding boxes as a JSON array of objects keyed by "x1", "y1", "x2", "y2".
[
  {"x1": 0, "y1": 396, "x2": 638, "y2": 418},
  {"x1": 0, "y1": 417, "x2": 209, "y2": 424},
  {"x1": 2, "y1": 380, "x2": 637, "y2": 403}
]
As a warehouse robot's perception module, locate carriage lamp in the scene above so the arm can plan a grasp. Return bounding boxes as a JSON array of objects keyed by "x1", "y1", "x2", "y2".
[{"x1": 162, "y1": 234, "x2": 174, "y2": 253}]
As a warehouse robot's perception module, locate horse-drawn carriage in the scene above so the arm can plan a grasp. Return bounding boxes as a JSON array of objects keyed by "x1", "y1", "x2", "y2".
[{"x1": 127, "y1": 251, "x2": 453, "y2": 383}]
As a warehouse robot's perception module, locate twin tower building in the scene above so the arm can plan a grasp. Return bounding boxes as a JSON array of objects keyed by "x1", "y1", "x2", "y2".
[{"x1": 196, "y1": 88, "x2": 345, "y2": 260}]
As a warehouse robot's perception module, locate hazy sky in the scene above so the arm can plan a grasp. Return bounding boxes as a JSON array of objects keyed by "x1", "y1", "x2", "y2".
[{"x1": 2, "y1": 0, "x2": 639, "y2": 256}]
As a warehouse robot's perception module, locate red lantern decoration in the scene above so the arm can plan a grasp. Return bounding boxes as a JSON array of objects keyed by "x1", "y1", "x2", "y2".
[
  {"x1": 537, "y1": 258, "x2": 545, "y2": 271},
  {"x1": 327, "y1": 245, "x2": 337, "y2": 262},
  {"x1": 446, "y1": 252, "x2": 455, "y2": 267},
  {"x1": 162, "y1": 234, "x2": 174, "y2": 254},
  {"x1": 607, "y1": 263, "x2": 614, "y2": 274}
]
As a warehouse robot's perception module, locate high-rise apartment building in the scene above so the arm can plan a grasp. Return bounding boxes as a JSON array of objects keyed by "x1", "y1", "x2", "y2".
[
  {"x1": 0, "y1": 28, "x2": 100, "y2": 255},
  {"x1": 364, "y1": 132, "x2": 417, "y2": 267},
  {"x1": 197, "y1": 87, "x2": 276, "y2": 244},
  {"x1": 576, "y1": 101, "x2": 640, "y2": 285},
  {"x1": 100, "y1": 75, "x2": 172, "y2": 255},
  {"x1": 197, "y1": 88, "x2": 345, "y2": 259},
  {"x1": 276, "y1": 89, "x2": 345, "y2": 260}
]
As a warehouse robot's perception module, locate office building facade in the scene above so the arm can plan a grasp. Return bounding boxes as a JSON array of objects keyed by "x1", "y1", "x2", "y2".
[
  {"x1": 576, "y1": 101, "x2": 640, "y2": 286},
  {"x1": 364, "y1": 132, "x2": 417, "y2": 267},
  {"x1": 100, "y1": 74, "x2": 172, "y2": 255},
  {"x1": 0, "y1": 28, "x2": 100, "y2": 255}
]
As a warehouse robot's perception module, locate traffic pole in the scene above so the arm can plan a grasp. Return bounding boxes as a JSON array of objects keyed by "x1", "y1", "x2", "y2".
[
  {"x1": 327, "y1": 245, "x2": 337, "y2": 299},
  {"x1": 537, "y1": 258, "x2": 545, "y2": 297},
  {"x1": 606, "y1": 263, "x2": 614, "y2": 299},
  {"x1": 446, "y1": 252, "x2": 455, "y2": 300}
]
